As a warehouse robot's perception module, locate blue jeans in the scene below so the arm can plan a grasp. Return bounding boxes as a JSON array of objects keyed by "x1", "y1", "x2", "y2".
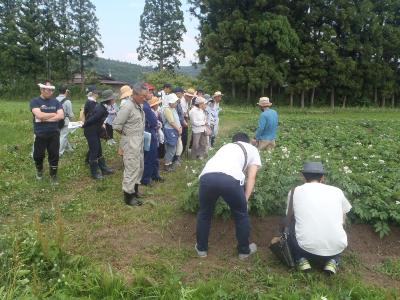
[
  {"x1": 288, "y1": 222, "x2": 341, "y2": 265},
  {"x1": 196, "y1": 173, "x2": 251, "y2": 254}
]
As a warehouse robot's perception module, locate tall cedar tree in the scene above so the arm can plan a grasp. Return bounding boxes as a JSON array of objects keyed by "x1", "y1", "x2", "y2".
[
  {"x1": 70, "y1": 0, "x2": 102, "y2": 89},
  {"x1": 137, "y1": 0, "x2": 186, "y2": 70}
]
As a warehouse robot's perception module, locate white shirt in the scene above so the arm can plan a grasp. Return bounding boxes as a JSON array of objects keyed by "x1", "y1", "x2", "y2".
[
  {"x1": 189, "y1": 106, "x2": 206, "y2": 133},
  {"x1": 180, "y1": 96, "x2": 189, "y2": 115},
  {"x1": 288, "y1": 183, "x2": 352, "y2": 256},
  {"x1": 160, "y1": 90, "x2": 169, "y2": 107},
  {"x1": 200, "y1": 142, "x2": 262, "y2": 185}
]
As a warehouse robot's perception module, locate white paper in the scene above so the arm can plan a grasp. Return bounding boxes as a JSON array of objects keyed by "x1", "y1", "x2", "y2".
[{"x1": 68, "y1": 121, "x2": 82, "y2": 129}]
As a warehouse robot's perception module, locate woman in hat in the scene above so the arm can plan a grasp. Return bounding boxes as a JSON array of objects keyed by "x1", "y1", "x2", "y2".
[{"x1": 82, "y1": 89, "x2": 115, "y2": 179}]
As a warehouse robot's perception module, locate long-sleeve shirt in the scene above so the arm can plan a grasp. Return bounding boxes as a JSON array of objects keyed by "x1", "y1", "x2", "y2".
[
  {"x1": 189, "y1": 106, "x2": 206, "y2": 133},
  {"x1": 105, "y1": 103, "x2": 118, "y2": 125},
  {"x1": 143, "y1": 101, "x2": 158, "y2": 134},
  {"x1": 56, "y1": 95, "x2": 74, "y2": 124},
  {"x1": 255, "y1": 108, "x2": 278, "y2": 141},
  {"x1": 82, "y1": 103, "x2": 108, "y2": 130}
]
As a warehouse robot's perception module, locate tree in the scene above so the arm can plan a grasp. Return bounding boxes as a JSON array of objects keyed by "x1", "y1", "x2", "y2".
[
  {"x1": 70, "y1": 0, "x2": 102, "y2": 89},
  {"x1": 137, "y1": 0, "x2": 186, "y2": 70}
]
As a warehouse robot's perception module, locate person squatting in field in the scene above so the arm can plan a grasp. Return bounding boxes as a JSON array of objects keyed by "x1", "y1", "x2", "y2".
[
  {"x1": 30, "y1": 82, "x2": 64, "y2": 185},
  {"x1": 286, "y1": 162, "x2": 352, "y2": 274},
  {"x1": 195, "y1": 132, "x2": 262, "y2": 259}
]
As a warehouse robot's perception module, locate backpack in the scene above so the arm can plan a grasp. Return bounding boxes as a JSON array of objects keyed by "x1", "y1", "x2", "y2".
[{"x1": 58, "y1": 98, "x2": 69, "y2": 129}]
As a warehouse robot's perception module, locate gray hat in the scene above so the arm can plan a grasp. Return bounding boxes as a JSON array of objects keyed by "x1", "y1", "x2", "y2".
[
  {"x1": 301, "y1": 162, "x2": 326, "y2": 174},
  {"x1": 99, "y1": 89, "x2": 116, "y2": 102}
]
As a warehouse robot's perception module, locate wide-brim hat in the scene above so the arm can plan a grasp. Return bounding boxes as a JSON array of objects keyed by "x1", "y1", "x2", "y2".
[
  {"x1": 100, "y1": 89, "x2": 116, "y2": 102},
  {"x1": 184, "y1": 88, "x2": 196, "y2": 97},
  {"x1": 258, "y1": 97, "x2": 272, "y2": 107},
  {"x1": 301, "y1": 162, "x2": 326, "y2": 174},
  {"x1": 204, "y1": 94, "x2": 213, "y2": 103},
  {"x1": 213, "y1": 91, "x2": 224, "y2": 98},
  {"x1": 120, "y1": 85, "x2": 133, "y2": 99},
  {"x1": 149, "y1": 96, "x2": 161, "y2": 107}
]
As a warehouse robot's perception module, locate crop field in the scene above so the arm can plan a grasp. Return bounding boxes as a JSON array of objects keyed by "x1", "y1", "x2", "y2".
[{"x1": 0, "y1": 100, "x2": 399, "y2": 299}]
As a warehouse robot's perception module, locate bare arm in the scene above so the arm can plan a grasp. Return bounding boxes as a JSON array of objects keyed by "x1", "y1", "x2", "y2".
[
  {"x1": 32, "y1": 108, "x2": 56, "y2": 121},
  {"x1": 44, "y1": 109, "x2": 64, "y2": 122},
  {"x1": 245, "y1": 165, "x2": 259, "y2": 201}
]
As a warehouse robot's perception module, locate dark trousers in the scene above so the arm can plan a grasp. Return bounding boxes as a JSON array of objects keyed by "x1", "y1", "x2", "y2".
[
  {"x1": 84, "y1": 130, "x2": 102, "y2": 162},
  {"x1": 288, "y1": 222, "x2": 341, "y2": 264},
  {"x1": 105, "y1": 123, "x2": 113, "y2": 139},
  {"x1": 196, "y1": 173, "x2": 250, "y2": 254},
  {"x1": 33, "y1": 132, "x2": 60, "y2": 167},
  {"x1": 181, "y1": 126, "x2": 188, "y2": 155},
  {"x1": 141, "y1": 135, "x2": 160, "y2": 184}
]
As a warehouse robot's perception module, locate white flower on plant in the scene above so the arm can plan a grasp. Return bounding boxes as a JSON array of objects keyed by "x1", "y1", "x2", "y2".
[
  {"x1": 363, "y1": 163, "x2": 368, "y2": 167},
  {"x1": 314, "y1": 155, "x2": 321, "y2": 159},
  {"x1": 321, "y1": 296, "x2": 328, "y2": 300},
  {"x1": 378, "y1": 159, "x2": 385, "y2": 164},
  {"x1": 370, "y1": 155, "x2": 375, "y2": 158},
  {"x1": 353, "y1": 156, "x2": 358, "y2": 160},
  {"x1": 343, "y1": 166, "x2": 352, "y2": 174},
  {"x1": 356, "y1": 142, "x2": 362, "y2": 145},
  {"x1": 187, "y1": 182, "x2": 193, "y2": 187},
  {"x1": 191, "y1": 169, "x2": 196, "y2": 174},
  {"x1": 325, "y1": 159, "x2": 329, "y2": 163},
  {"x1": 396, "y1": 201, "x2": 400, "y2": 205},
  {"x1": 281, "y1": 146, "x2": 288, "y2": 153},
  {"x1": 368, "y1": 144, "x2": 373, "y2": 148},
  {"x1": 327, "y1": 153, "x2": 331, "y2": 156}
]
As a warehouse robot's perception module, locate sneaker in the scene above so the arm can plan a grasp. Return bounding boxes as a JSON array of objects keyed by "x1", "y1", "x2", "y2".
[
  {"x1": 36, "y1": 171, "x2": 43, "y2": 180},
  {"x1": 195, "y1": 244, "x2": 207, "y2": 258},
  {"x1": 238, "y1": 243, "x2": 257, "y2": 260},
  {"x1": 297, "y1": 257, "x2": 312, "y2": 271},
  {"x1": 323, "y1": 259, "x2": 338, "y2": 275}
]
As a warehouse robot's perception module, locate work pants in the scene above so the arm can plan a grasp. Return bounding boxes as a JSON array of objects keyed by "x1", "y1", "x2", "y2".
[
  {"x1": 196, "y1": 173, "x2": 251, "y2": 254},
  {"x1": 142, "y1": 134, "x2": 159, "y2": 184},
  {"x1": 33, "y1": 132, "x2": 60, "y2": 167}
]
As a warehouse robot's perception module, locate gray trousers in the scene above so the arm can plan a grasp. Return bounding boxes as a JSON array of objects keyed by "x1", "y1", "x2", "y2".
[
  {"x1": 191, "y1": 132, "x2": 208, "y2": 159},
  {"x1": 59, "y1": 125, "x2": 73, "y2": 155}
]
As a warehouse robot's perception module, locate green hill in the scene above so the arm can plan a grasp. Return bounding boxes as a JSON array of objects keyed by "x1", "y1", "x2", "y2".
[{"x1": 88, "y1": 57, "x2": 202, "y2": 84}]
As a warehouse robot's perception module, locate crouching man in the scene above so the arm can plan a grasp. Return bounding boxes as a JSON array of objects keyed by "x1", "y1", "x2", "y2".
[
  {"x1": 195, "y1": 132, "x2": 261, "y2": 259},
  {"x1": 286, "y1": 162, "x2": 352, "y2": 274}
]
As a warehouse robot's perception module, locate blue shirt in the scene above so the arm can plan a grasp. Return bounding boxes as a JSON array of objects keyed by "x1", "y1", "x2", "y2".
[
  {"x1": 255, "y1": 108, "x2": 278, "y2": 141},
  {"x1": 30, "y1": 96, "x2": 62, "y2": 136}
]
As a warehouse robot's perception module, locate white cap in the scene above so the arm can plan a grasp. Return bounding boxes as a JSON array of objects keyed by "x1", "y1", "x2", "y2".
[{"x1": 167, "y1": 93, "x2": 179, "y2": 104}]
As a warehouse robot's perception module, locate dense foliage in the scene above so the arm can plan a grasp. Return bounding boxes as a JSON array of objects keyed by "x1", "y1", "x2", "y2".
[
  {"x1": 189, "y1": 0, "x2": 400, "y2": 107},
  {"x1": 0, "y1": 0, "x2": 102, "y2": 93},
  {"x1": 183, "y1": 111, "x2": 400, "y2": 237},
  {"x1": 137, "y1": 0, "x2": 186, "y2": 70}
]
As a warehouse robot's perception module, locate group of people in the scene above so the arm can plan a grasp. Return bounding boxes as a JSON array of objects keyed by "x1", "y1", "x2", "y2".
[{"x1": 30, "y1": 81, "x2": 351, "y2": 275}]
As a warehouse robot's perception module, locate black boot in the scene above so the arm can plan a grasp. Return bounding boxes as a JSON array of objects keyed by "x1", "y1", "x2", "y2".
[
  {"x1": 89, "y1": 160, "x2": 103, "y2": 180},
  {"x1": 123, "y1": 191, "x2": 143, "y2": 206},
  {"x1": 49, "y1": 165, "x2": 59, "y2": 185},
  {"x1": 35, "y1": 162, "x2": 43, "y2": 180},
  {"x1": 98, "y1": 157, "x2": 114, "y2": 175}
]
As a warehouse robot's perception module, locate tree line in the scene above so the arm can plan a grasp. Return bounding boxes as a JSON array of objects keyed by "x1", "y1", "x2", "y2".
[
  {"x1": 189, "y1": 0, "x2": 400, "y2": 107},
  {"x1": 0, "y1": 0, "x2": 102, "y2": 94}
]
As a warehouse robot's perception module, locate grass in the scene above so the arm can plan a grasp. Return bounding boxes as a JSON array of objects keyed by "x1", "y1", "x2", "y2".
[{"x1": 0, "y1": 99, "x2": 399, "y2": 298}]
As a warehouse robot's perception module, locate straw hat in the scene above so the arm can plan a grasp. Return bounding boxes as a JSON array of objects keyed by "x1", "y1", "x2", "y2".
[
  {"x1": 149, "y1": 96, "x2": 161, "y2": 107},
  {"x1": 120, "y1": 85, "x2": 133, "y2": 99},
  {"x1": 257, "y1": 97, "x2": 272, "y2": 107},
  {"x1": 213, "y1": 91, "x2": 224, "y2": 98},
  {"x1": 184, "y1": 88, "x2": 196, "y2": 97}
]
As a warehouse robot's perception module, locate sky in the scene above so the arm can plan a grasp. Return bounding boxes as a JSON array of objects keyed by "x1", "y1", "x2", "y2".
[{"x1": 91, "y1": 0, "x2": 200, "y2": 67}]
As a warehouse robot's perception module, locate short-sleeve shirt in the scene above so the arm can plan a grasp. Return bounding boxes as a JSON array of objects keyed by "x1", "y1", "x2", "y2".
[
  {"x1": 288, "y1": 182, "x2": 352, "y2": 256},
  {"x1": 200, "y1": 142, "x2": 262, "y2": 185},
  {"x1": 30, "y1": 96, "x2": 62, "y2": 136}
]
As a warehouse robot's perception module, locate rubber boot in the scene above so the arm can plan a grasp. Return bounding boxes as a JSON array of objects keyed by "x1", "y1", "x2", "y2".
[
  {"x1": 123, "y1": 191, "x2": 143, "y2": 206},
  {"x1": 98, "y1": 157, "x2": 114, "y2": 175},
  {"x1": 89, "y1": 160, "x2": 103, "y2": 180},
  {"x1": 49, "y1": 165, "x2": 59, "y2": 185},
  {"x1": 35, "y1": 162, "x2": 43, "y2": 180}
]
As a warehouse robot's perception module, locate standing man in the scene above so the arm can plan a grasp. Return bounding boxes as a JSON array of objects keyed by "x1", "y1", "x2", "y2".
[
  {"x1": 286, "y1": 162, "x2": 352, "y2": 274},
  {"x1": 210, "y1": 91, "x2": 223, "y2": 146},
  {"x1": 113, "y1": 83, "x2": 148, "y2": 206},
  {"x1": 56, "y1": 86, "x2": 75, "y2": 156},
  {"x1": 181, "y1": 88, "x2": 195, "y2": 154},
  {"x1": 254, "y1": 97, "x2": 278, "y2": 150},
  {"x1": 30, "y1": 82, "x2": 64, "y2": 184},
  {"x1": 195, "y1": 132, "x2": 262, "y2": 259}
]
